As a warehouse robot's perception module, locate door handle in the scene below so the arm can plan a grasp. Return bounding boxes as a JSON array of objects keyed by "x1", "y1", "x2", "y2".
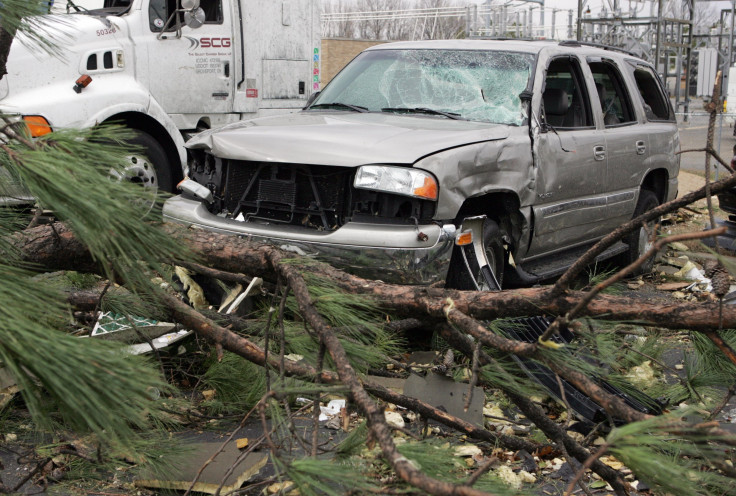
[
  {"x1": 636, "y1": 140, "x2": 646, "y2": 155},
  {"x1": 593, "y1": 145, "x2": 606, "y2": 161}
]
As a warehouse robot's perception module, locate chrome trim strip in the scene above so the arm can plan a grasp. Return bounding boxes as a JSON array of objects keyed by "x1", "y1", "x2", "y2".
[{"x1": 541, "y1": 197, "x2": 607, "y2": 217}]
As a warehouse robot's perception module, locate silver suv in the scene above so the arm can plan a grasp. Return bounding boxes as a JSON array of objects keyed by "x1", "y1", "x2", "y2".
[{"x1": 163, "y1": 39, "x2": 679, "y2": 290}]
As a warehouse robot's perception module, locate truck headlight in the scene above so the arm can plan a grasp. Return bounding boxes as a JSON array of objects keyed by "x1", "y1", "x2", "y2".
[{"x1": 354, "y1": 165, "x2": 438, "y2": 200}]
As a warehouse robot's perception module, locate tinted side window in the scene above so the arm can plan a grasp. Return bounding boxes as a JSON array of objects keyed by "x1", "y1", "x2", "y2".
[
  {"x1": 629, "y1": 64, "x2": 673, "y2": 121},
  {"x1": 588, "y1": 61, "x2": 635, "y2": 126},
  {"x1": 542, "y1": 57, "x2": 593, "y2": 129},
  {"x1": 149, "y1": 0, "x2": 223, "y2": 32}
]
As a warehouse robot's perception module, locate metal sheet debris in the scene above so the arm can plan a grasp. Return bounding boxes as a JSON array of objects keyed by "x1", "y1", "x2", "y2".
[
  {"x1": 403, "y1": 372, "x2": 484, "y2": 426},
  {"x1": 135, "y1": 441, "x2": 267, "y2": 494}
]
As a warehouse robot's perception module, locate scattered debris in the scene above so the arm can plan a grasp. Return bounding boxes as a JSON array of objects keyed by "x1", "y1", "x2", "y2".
[
  {"x1": 319, "y1": 399, "x2": 346, "y2": 421},
  {"x1": 0, "y1": 366, "x2": 18, "y2": 411},
  {"x1": 174, "y1": 266, "x2": 209, "y2": 309},
  {"x1": 384, "y1": 410, "x2": 405, "y2": 429},
  {"x1": 135, "y1": 441, "x2": 267, "y2": 494},
  {"x1": 403, "y1": 372, "x2": 484, "y2": 426},
  {"x1": 126, "y1": 329, "x2": 193, "y2": 355},
  {"x1": 91, "y1": 312, "x2": 176, "y2": 342}
]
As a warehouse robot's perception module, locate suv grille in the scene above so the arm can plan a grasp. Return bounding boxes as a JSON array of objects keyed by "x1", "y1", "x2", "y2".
[{"x1": 223, "y1": 160, "x2": 349, "y2": 230}]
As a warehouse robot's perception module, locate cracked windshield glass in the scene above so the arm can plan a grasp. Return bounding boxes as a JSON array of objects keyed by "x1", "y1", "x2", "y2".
[{"x1": 314, "y1": 49, "x2": 534, "y2": 125}]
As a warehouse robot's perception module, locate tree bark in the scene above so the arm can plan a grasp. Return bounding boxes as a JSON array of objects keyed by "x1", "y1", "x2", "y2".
[
  {"x1": 0, "y1": 27, "x2": 15, "y2": 80},
  {"x1": 13, "y1": 222, "x2": 736, "y2": 332}
]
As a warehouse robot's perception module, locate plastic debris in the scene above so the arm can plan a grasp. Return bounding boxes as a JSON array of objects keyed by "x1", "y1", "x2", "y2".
[
  {"x1": 126, "y1": 330, "x2": 193, "y2": 355},
  {"x1": 319, "y1": 399, "x2": 346, "y2": 421},
  {"x1": 91, "y1": 312, "x2": 176, "y2": 342}
]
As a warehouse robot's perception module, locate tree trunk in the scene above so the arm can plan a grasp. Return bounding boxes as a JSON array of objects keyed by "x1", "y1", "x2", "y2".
[
  {"x1": 0, "y1": 26, "x2": 16, "y2": 80},
  {"x1": 11, "y1": 222, "x2": 736, "y2": 332}
]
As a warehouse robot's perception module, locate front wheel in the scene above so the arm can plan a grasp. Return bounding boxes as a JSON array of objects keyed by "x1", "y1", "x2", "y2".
[
  {"x1": 622, "y1": 189, "x2": 660, "y2": 274},
  {"x1": 123, "y1": 130, "x2": 174, "y2": 194},
  {"x1": 445, "y1": 218, "x2": 505, "y2": 291}
]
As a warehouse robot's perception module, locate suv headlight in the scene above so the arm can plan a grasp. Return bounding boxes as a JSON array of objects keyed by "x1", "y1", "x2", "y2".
[{"x1": 354, "y1": 165, "x2": 438, "y2": 200}]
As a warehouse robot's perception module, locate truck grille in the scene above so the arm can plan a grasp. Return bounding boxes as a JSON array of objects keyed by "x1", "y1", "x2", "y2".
[{"x1": 223, "y1": 160, "x2": 350, "y2": 230}]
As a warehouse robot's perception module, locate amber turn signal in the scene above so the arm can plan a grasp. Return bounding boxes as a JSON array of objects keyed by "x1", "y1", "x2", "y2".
[
  {"x1": 22, "y1": 115, "x2": 52, "y2": 137},
  {"x1": 455, "y1": 230, "x2": 473, "y2": 246},
  {"x1": 413, "y1": 176, "x2": 438, "y2": 200}
]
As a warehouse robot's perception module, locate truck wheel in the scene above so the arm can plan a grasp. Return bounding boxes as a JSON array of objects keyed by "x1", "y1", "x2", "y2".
[
  {"x1": 622, "y1": 189, "x2": 659, "y2": 273},
  {"x1": 446, "y1": 218, "x2": 504, "y2": 291},
  {"x1": 121, "y1": 131, "x2": 174, "y2": 194}
]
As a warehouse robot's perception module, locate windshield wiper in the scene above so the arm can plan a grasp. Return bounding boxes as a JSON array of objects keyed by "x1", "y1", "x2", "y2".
[
  {"x1": 381, "y1": 107, "x2": 464, "y2": 120},
  {"x1": 309, "y1": 102, "x2": 369, "y2": 113}
]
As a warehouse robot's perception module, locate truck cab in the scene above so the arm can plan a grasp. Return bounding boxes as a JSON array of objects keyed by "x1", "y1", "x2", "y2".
[{"x1": 1, "y1": 0, "x2": 320, "y2": 192}]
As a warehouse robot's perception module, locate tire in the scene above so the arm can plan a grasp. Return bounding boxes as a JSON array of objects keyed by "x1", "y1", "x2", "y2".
[
  {"x1": 445, "y1": 218, "x2": 505, "y2": 291},
  {"x1": 117, "y1": 130, "x2": 174, "y2": 195},
  {"x1": 622, "y1": 189, "x2": 660, "y2": 274}
]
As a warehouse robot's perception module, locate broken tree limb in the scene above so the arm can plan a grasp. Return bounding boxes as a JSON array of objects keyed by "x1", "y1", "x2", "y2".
[
  {"x1": 148, "y1": 290, "x2": 544, "y2": 457},
  {"x1": 270, "y1": 250, "x2": 503, "y2": 496},
  {"x1": 25, "y1": 223, "x2": 736, "y2": 332},
  {"x1": 678, "y1": 147, "x2": 734, "y2": 173},
  {"x1": 537, "y1": 227, "x2": 727, "y2": 344},
  {"x1": 550, "y1": 170, "x2": 736, "y2": 296},
  {"x1": 363, "y1": 383, "x2": 540, "y2": 453},
  {"x1": 443, "y1": 304, "x2": 649, "y2": 425}
]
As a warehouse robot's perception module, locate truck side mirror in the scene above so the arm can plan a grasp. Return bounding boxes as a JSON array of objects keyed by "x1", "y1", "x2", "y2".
[
  {"x1": 184, "y1": 7, "x2": 205, "y2": 29},
  {"x1": 181, "y1": 0, "x2": 200, "y2": 9}
]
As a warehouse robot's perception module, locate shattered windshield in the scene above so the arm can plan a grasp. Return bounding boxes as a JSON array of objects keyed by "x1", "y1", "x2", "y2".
[{"x1": 312, "y1": 49, "x2": 534, "y2": 125}]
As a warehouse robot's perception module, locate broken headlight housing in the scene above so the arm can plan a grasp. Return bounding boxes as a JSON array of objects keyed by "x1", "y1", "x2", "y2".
[{"x1": 354, "y1": 165, "x2": 438, "y2": 201}]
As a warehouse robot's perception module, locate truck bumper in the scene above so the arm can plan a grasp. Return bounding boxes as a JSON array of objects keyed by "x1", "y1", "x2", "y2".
[{"x1": 163, "y1": 195, "x2": 457, "y2": 285}]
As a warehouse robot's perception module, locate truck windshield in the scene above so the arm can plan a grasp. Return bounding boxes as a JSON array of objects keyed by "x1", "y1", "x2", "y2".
[
  {"x1": 57, "y1": 1, "x2": 131, "y2": 15},
  {"x1": 312, "y1": 49, "x2": 534, "y2": 125}
]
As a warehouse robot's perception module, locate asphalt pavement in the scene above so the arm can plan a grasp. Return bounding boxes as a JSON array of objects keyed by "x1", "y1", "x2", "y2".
[{"x1": 677, "y1": 101, "x2": 736, "y2": 175}]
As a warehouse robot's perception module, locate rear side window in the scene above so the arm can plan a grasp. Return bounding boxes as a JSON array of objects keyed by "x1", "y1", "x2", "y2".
[
  {"x1": 629, "y1": 64, "x2": 674, "y2": 121},
  {"x1": 588, "y1": 61, "x2": 635, "y2": 126}
]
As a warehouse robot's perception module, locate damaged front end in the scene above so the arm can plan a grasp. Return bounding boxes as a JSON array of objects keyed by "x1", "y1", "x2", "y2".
[
  {"x1": 186, "y1": 151, "x2": 437, "y2": 232},
  {"x1": 165, "y1": 152, "x2": 457, "y2": 285}
]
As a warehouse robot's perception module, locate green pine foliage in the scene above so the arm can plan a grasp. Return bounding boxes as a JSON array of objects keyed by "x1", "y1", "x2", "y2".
[
  {"x1": 0, "y1": 122, "x2": 188, "y2": 449},
  {"x1": 273, "y1": 456, "x2": 379, "y2": 496},
  {"x1": 607, "y1": 412, "x2": 736, "y2": 495},
  {"x1": 202, "y1": 352, "x2": 267, "y2": 413}
]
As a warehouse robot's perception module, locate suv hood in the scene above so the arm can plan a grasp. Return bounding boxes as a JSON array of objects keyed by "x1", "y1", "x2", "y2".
[{"x1": 186, "y1": 112, "x2": 510, "y2": 166}]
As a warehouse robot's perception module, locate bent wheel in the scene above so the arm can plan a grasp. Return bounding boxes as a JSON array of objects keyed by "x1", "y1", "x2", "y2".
[{"x1": 446, "y1": 218, "x2": 504, "y2": 291}]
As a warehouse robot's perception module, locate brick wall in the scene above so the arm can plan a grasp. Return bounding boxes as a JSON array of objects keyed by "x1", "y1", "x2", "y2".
[{"x1": 321, "y1": 38, "x2": 391, "y2": 86}]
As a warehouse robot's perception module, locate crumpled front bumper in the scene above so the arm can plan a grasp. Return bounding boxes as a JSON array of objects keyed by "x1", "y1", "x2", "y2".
[{"x1": 163, "y1": 195, "x2": 457, "y2": 285}]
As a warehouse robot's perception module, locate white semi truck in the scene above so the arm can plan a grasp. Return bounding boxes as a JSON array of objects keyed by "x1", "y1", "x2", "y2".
[{"x1": 0, "y1": 0, "x2": 321, "y2": 193}]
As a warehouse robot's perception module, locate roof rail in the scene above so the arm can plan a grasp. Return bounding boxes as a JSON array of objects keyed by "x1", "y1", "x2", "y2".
[
  {"x1": 470, "y1": 36, "x2": 550, "y2": 42},
  {"x1": 558, "y1": 40, "x2": 637, "y2": 57}
]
